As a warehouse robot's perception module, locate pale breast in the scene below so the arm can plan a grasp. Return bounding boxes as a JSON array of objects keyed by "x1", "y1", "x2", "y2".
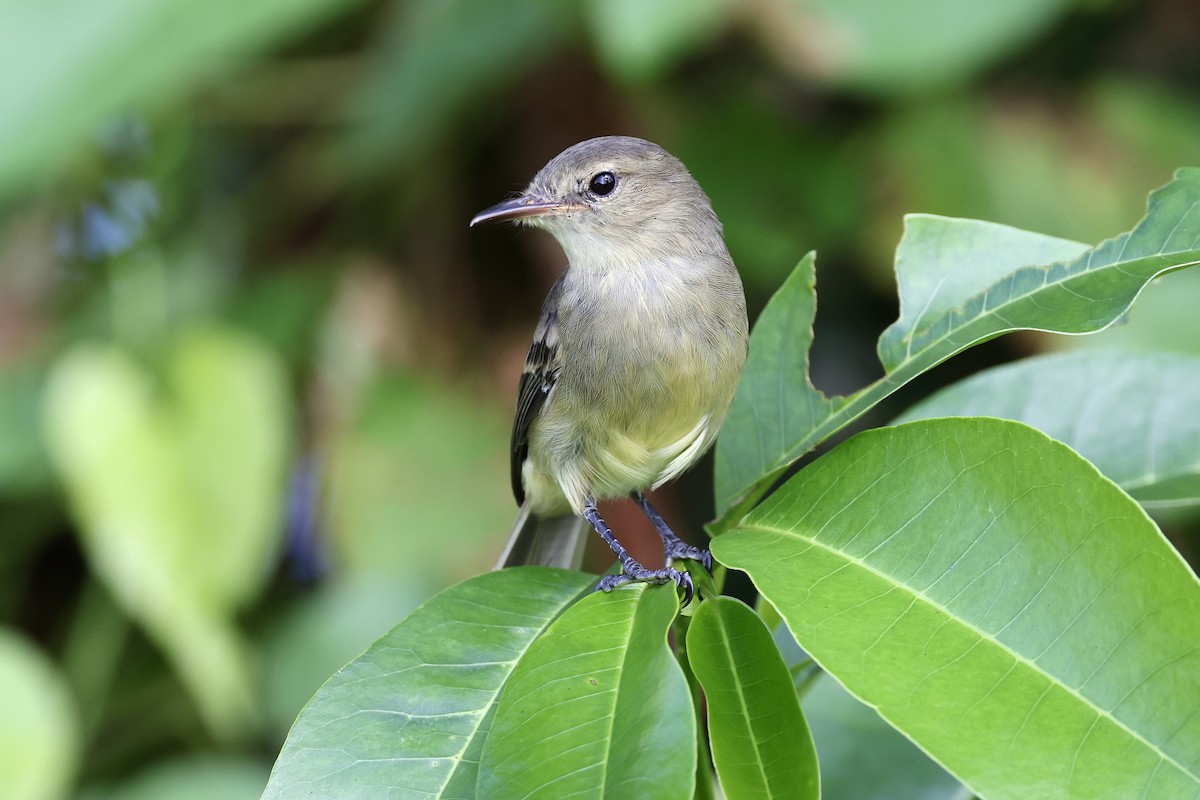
[{"x1": 524, "y1": 261, "x2": 745, "y2": 512}]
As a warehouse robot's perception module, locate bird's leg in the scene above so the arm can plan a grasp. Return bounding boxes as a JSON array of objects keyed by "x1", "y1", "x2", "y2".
[
  {"x1": 583, "y1": 502, "x2": 694, "y2": 606},
  {"x1": 631, "y1": 492, "x2": 712, "y2": 572}
]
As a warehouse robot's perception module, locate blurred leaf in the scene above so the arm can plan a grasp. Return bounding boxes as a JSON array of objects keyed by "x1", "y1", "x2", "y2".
[
  {"x1": 688, "y1": 596, "x2": 818, "y2": 800},
  {"x1": 896, "y1": 351, "x2": 1200, "y2": 508},
  {"x1": 346, "y1": 0, "x2": 575, "y2": 172},
  {"x1": 715, "y1": 418, "x2": 1200, "y2": 799},
  {"x1": 263, "y1": 567, "x2": 594, "y2": 799},
  {"x1": 0, "y1": 630, "x2": 79, "y2": 800},
  {"x1": 76, "y1": 754, "x2": 268, "y2": 800},
  {"x1": 260, "y1": 574, "x2": 424, "y2": 738},
  {"x1": 0, "y1": 362, "x2": 53, "y2": 494},
  {"x1": 329, "y1": 374, "x2": 513, "y2": 584},
  {"x1": 479, "y1": 583, "x2": 694, "y2": 799},
  {"x1": 44, "y1": 326, "x2": 292, "y2": 738},
  {"x1": 0, "y1": 0, "x2": 360, "y2": 198},
  {"x1": 715, "y1": 169, "x2": 1200, "y2": 527},
  {"x1": 758, "y1": 0, "x2": 1074, "y2": 94},
  {"x1": 584, "y1": 0, "x2": 731, "y2": 82},
  {"x1": 802, "y1": 673, "x2": 964, "y2": 800}
]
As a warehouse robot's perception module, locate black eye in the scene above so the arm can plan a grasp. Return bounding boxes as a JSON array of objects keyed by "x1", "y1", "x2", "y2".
[{"x1": 588, "y1": 171, "x2": 616, "y2": 197}]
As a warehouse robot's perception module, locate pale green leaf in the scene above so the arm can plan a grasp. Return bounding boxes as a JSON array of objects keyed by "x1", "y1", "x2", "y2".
[
  {"x1": 715, "y1": 169, "x2": 1200, "y2": 527},
  {"x1": 478, "y1": 583, "x2": 695, "y2": 799},
  {"x1": 263, "y1": 568, "x2": 594, "y2": 800},
  {"x1": 896, "y1": 350, "x2": 1200, "y2": 508},
  {"x1": 688, "y1": 597, "x2": 818, "y2": 800},
  {"x1": 714, "y1": 418, "x2": 1200, "y2": 799},
  {"x1": 0, "y1": 630, "x2": 79, "y2": 800},
  {"x1": 43, "y1": 327, "x2": 291, "y2": 738}
]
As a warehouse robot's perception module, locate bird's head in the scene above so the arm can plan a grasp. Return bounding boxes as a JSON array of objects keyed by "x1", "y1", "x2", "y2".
[{"x1": 471, "y1": 136, "x2": 723, "y2": 268}]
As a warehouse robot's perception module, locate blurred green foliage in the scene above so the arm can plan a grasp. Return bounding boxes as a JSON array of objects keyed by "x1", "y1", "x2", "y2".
[{"x1": 0, "y1": 0, "x2": 1197, "y2": 796}]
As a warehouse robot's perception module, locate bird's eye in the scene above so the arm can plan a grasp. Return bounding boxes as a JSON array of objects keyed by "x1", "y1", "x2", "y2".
[{"x1": 588, "y1": 171, "x2": 617, "y2": 197}]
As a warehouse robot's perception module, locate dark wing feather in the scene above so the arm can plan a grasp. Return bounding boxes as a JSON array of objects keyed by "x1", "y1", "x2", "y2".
[{"x1": 511, "y1": 275, "x2": 564, "y2": 504}]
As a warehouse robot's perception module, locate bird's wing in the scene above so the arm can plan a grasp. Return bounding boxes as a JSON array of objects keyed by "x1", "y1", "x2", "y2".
[{"x1": 511, "y1": 274, "x2": 565, "y2": 504}]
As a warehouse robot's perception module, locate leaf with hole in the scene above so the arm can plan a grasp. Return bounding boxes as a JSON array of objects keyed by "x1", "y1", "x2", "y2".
[{"x1": 714, "y1": 168, "x2": 1200, "y2": 529}]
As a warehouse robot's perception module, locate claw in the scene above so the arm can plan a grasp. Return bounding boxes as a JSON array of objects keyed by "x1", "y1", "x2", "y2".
[
  {"x1": 594, "y1": 565, "x2": 695, "y2": 607},
  {"x1": 677, "y1": 570, "x2": 695, "y2": 607}
]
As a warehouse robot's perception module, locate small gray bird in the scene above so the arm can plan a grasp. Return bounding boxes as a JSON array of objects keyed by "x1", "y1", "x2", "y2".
[{"x1": 471, "y1": 136, "x2": 748, "y2": 602}]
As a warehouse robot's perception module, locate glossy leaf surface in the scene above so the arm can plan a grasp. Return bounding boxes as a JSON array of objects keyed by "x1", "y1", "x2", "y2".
[
  {"x1": 688, "y1": 596, "x2": 818, "y2": 799},
  {"x1": 478, "y1": 583, "x2": 694, "y2": 800},
  {"x1": 263, "y1": 568, "x2": 594, "y2": 799},
  {"x1": 715, "y1": 418, "x2": 1200, "y2": 799},
  {"x1": 896, "y1": 350, "x2": 1200, "y2": 508}
]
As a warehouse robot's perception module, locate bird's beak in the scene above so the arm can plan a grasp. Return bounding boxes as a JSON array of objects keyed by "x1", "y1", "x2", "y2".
[{"x1": 470, "y1": 194, "x2": 585, "y2": 227}]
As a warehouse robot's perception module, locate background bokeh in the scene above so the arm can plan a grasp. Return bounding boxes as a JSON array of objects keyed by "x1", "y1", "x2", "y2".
[{"x1": 1, "y1": 0, "x2": 1198, "y2": 796}]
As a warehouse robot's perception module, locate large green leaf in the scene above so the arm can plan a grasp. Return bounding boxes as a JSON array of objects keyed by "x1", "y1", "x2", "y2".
[
  {"x1": 688, "y1": 596, "x2": 818, "y2": 800},
  {"x1": 263, "y1": 568, "x2": 594, "y2": 799},
  {"x1": 714, "y1": 417, "x2": 1200, "y2": 799},
  {"x1": 714, "y1": 168, "x2": 1200, "y2": 527},
  {"x1": 896, "y1": 351, "x2": 1200, "y2": 508},
  {"x1": 478, "y1": 583, "x2": 694, "y2": 799},
  {"x1": 0, "y1": 631, "x2": 79, "y2": 800},
  {"x1": 44, "y1": 327, "x2": 291, "y2": 738},
  {"x1": 0, "y1": 0, "x2": 359, "y2": 197}
]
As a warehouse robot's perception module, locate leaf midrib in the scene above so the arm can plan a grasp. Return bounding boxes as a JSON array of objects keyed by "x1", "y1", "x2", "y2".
[
  {"x1": 736, "y1": 521, "x2": 1197, "y2": 786},
  {"x1": 709, "y1": 605, "x2": 777, "y2": 798}
]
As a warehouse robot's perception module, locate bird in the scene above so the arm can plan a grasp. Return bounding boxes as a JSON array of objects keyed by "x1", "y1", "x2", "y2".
[{"x1": 470, "y1": 136, "x2": 748, "y2": 603}]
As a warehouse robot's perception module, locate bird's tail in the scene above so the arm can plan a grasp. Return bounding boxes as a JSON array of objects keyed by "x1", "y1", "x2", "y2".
[{"x1": 496, "y1": 501, "x2": 589, "y2": 570}]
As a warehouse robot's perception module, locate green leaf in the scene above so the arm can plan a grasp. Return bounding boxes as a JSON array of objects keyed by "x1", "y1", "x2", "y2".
[
  {"x1": 896, "y1": 350, "x2": 1200, "y2": 508},
  {"x1": 43, "y1": 327, "x2": 291, "y2": 738},
  {"x1": 0, "y1": 0, "x2": 359, "y2": 198},
  {"x1": 714, "y1": 253, "x2": 842, "y2": 526},
  {"x1": 478, "y1": 583, "x2": 694, "y2": 799},
  {"x1": 688, "y1": 597, "x2": 818, "y2": 800},
  {"x1": 262, "y1": 567, "x2": 594, "y2": 799},
  {"x1": 715, "y1": 168, "x2": 1200, "y2": 527},
  {"x1": 0, "y1": 630, "x2": 79, "y2": 800},
  {"x1": 714, "y1": 417, "x2": 1200, "y2": 800},
  {"x1": 802, "y1": 672, "x2": 964, "y2": 800}
]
